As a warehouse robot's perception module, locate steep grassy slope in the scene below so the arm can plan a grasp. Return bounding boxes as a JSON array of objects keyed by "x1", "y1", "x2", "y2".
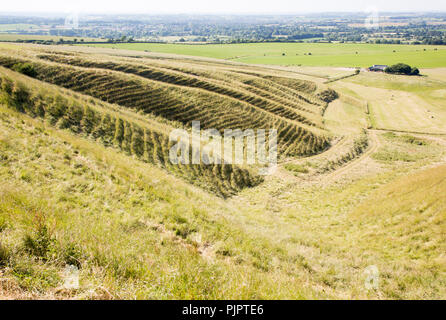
[
  {"x1": 0, "y1": 46, "x2": 332, "y2": 158},
  {"x1": 353, "y1": 164, "x2": 446, "y2": 254},
  {"x1": 82, "y1": 42, "x2": 446, "y2": 68}
]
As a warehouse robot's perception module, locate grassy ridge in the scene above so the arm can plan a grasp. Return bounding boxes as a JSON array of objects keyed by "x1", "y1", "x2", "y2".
[
  {"x1": 350, "y1": 164, "x2": 446, "y2": 298},
  {"x1": 81, "y1": 42, "x2": 446, "y2": 68}
]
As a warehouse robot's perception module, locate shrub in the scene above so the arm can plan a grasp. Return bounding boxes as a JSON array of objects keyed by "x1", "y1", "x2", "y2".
[
  {"x1": 81, "y1": 106, "x2": 99, "y2": 134},
  {"x1": 63, "y1": 243, "x2": 84, "y2": 268},
  {"x1": 47, "y1": 95, "x2": 67, "y2": 124},
  {"x1": 0, "y1": 216, "x2": 8, "y2": 232},
  {"x1": 1, "y1": 80, "x2": 32, "y2": 112},
  {"x1": 122, "y1": 121, "x2": 132, "y2": 153},
  {"x1": 131, "y1": 125, "x2": 145, "y2": 157},
  {"x1": 114, "y1": 118, "x2": 125, "y2": 147}
]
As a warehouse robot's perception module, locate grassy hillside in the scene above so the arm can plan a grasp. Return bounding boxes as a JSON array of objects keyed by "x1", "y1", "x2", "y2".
[
  {"x1": 81, "y1": 42, "x2": 446, "y2": 68},
  {"x1": 0, "y1": 34, "x2": 104, "y2": 42},
  {"x1": 0, "y1": 43, "x2": 445, "y2": 299},
  {"x1": 1, "y1": 104, "x2": 445, "y2": 299}
]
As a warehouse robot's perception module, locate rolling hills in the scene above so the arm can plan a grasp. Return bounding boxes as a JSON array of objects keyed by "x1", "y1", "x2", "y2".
[{"x1": 83, "y1": 42, "x2": 446, "y2": 68}]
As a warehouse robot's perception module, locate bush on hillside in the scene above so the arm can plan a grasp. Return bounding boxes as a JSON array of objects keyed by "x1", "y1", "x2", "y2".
[{"x1": 0, "y1": 77, "x2": 31, "y2": 112}]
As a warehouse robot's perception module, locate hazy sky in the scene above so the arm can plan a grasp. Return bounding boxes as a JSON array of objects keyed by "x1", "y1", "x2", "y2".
[{"x1": 1, "y1": 0, "x2": 445, "y2": 14}]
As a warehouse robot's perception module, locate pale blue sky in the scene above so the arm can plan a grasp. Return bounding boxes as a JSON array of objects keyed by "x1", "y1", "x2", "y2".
[{"x1": 1, "y1": 0, "x2": 445, "y2": 14}]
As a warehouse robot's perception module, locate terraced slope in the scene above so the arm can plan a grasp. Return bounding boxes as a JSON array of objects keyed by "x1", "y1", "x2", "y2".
[{"x1": 0, "y1": 48, "x2": 332, "y2": 158}]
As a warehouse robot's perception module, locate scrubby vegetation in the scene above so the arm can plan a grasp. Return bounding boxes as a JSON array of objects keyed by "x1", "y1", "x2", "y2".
[
  {"x1": 372, "y1": 132, "x2": 432, "y2": 163},
  {"x1": 0, "y1": 50, "x2": 332, "y2": 158}
]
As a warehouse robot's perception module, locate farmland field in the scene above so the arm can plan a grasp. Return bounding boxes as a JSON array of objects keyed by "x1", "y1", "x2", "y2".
[
  {"x1": 0, "y1": 42, "x2": 445, "y2": 300},
  {"x1": 0, "y1": 24, "x2": 38, "y2": 32},
  {"x1": 82, "y1": 42, "x2": 446, "y2": 68}
]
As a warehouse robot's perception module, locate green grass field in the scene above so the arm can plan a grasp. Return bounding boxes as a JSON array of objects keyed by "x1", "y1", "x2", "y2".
[{"x1": 81, "y1": 42, "x2": 446, "y2": 68}]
